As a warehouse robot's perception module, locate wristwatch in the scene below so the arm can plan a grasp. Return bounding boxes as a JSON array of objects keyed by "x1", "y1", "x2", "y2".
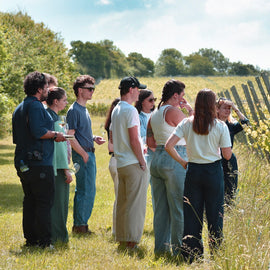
[{"x1": 53, "y1": 132, "x2": 58, "y2": 140}]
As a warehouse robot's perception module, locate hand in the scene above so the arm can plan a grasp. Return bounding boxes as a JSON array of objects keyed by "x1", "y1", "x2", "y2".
[
  {"x1": 140, "y1": 163, "x2": 147, "y2": 171},
  {"x1": 54, "y1": 132, "x2": 66, "y2": 142},
  {"x1": 181, "y1": 160, "x2": 188, "y2": 170},
  {"x1": 143, "y1": 145, "x2": 148, "y2": 155},
  {"x1": 82, "y1": 152, "x2": 89, "y2": 164},
  {"x1": 180, "y1": 98, "x2": 193, "y2": 114},
  {"x1": 64, "y1": 170, "x2": 73, "y2": 184},
  {"x1": 94, "y1": 136, "x2": 106, "y2": 145}
]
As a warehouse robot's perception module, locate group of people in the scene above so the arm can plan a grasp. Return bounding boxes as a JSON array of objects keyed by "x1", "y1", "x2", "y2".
[
  {"x1": 105, "y1": 77, "x2": 248, "y2": 262},
  {"x1": 12, "y1": 72, "x2": 105, "y2": 249},
  {"x1": 12, "y1": 72, "x2": 248, "y2": 262}
]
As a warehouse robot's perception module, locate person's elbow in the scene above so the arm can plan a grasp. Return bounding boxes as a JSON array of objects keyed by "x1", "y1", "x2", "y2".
[
  {"x1": 222, "y1": 147, "x2": 232, "y2": 160},
  {"x1": 165, "y1": 141, "x2": 173, "y2": 154}
]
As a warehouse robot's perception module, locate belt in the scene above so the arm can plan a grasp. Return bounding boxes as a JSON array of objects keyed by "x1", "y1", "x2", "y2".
[{"x1": 82, "y1": 146, "x2": 95, "y2": 153}]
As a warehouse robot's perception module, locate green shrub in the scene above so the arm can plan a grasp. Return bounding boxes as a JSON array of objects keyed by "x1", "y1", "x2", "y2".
[
  {"x1": 87, "y1": 102, "x2": 109, "y2": 116},
  {"x1": 0, "y1": 93, "x2": 15, "y2": 138}
]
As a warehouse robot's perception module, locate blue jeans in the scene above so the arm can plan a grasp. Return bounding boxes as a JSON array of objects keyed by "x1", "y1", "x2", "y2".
[
  {"x1": 150, "y1": 145, "x2": 187, "y2": 255},
  {"x1": 182, "y1": 160, "x2": 224, "y2": 262},
  {"x1": 72, "y1": 151, "x2": 96, "y2": 226}
]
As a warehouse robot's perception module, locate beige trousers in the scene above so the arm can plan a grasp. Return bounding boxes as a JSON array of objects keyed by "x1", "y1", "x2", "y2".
[
  {"x1": 116, "y1": 163, "x2": 148, "y2": 243},
  {"x1": 108, "y1": 156, "x2": 118, "y2": 235}
]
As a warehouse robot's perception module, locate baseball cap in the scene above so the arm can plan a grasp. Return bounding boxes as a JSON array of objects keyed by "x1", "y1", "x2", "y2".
[{"x1": 118, "y1": 76, "x2": 147, "y2": 90}]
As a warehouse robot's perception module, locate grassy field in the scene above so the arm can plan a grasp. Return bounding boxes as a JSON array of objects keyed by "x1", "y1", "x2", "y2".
[
  {"x1": 92, "y1": 76, "x2": 257, "y2": 105},
  {"x1": 0, "y1": 114, "x2": 269, "y2": 269}
]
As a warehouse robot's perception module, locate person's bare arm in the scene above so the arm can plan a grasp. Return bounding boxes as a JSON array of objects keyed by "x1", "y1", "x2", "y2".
[
  {"x1": 146, "y1": 120, "x2": 157, "y2": 149},
  {"x1": 165, "y1": 134, "x2": 188, "y2": 169},
  {"x1": 67, "y1": 129, "x2": 89, "y2": 163},
  {"x1": 128, "y1": 126, "x2": 146, "y2": 171},
  {"x1": 221, "y1": 147, "x2": 232, "y2": 160},
  {"x1": 165, "y1": 107, "x2": 186, "y2": 127}
]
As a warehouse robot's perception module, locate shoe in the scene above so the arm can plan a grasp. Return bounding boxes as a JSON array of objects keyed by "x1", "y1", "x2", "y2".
[{"x1": 72, "y1": 225, "x2": 92, "y2": 235}]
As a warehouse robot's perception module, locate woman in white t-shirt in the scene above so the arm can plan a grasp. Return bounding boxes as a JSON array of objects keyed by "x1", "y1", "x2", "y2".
[{"x1": 165, "y1": 89, "x2": 232, "y2": 263}]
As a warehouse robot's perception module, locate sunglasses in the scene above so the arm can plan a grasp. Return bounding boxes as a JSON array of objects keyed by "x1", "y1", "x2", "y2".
[
  {"x1": 81, "y1": 86, "x2": 95, "y2": 92},
  {"x1": 148, "y1": 98, "x2": 157, "y2": 102}
]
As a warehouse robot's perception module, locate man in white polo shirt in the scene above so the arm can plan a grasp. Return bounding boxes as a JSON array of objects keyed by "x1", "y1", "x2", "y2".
[{"x1": 111, "y1": 76, "x2": 148, "y2": 250}]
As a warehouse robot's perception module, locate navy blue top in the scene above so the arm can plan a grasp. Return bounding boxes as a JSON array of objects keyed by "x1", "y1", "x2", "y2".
[
  {"x1": 226, "y1": 121, "x2": 243, "y2": 148},
  {"x1": 12, "y1": 96, "x2": 54, "y2": 168},
  {"x1": 66, "y1": 102, "x2": 94, "y2": 149}
]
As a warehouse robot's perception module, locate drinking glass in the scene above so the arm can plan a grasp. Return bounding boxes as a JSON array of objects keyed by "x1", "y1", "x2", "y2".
[{"x1": 69, "y1": 162, "x2": 80, "y2": 175}]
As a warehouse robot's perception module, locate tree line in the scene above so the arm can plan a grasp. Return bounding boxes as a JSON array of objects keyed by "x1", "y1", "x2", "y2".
[{"x1": 70, "y1": 41, "x2": 262, "y2": 79}]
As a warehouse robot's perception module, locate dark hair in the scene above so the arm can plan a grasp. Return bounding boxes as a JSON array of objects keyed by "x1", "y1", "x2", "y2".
[
  {"x1": 24, "y1": 71, "x2": 47, "y2": 96},
  {"x1": 73, "y1": 75, "x2": 95, "y2": 97},
  {"x1": 46, "y1": 87, "x2": 66, "y2": 106},
  {"x1": 104, "y1": 98, "x2": 120, "y2": 133},
  {"x1": 193, "y1": 89, "x2": 217, "y2": 135},
  {"x1": 158, "y1": 80, "x2": 185, "y2": 109},
  {"x1": 135, "y1": 89, "x2": 154, "y2": 113},
  {"x1": 44, "y1": 73, "x2": 58, "y2": 87}
]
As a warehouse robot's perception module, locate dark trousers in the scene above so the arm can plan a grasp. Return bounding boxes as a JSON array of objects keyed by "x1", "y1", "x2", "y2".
[
  {"x1": 181, "y1": 160, "x2": 224, "y2": 262},
  {"x1": 18, "y1": 166, "x2": 54, "y2": 247},
  {"x1": 222, "y1": 153, "x2": 238, "y2": 205}
]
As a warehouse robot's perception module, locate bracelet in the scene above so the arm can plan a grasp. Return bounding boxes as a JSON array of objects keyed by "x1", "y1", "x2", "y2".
[{"x1": 140, "y1": 164, "x2": 146, "y2": 168}]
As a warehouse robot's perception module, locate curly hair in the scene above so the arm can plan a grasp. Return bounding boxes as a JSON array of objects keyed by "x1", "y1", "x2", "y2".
[
  {"x1": 23, "y1": 71, "x2": 47, "y2": 96},
  {"x1": 73, "y1": 75, "x2": 95, "y2": 97}
]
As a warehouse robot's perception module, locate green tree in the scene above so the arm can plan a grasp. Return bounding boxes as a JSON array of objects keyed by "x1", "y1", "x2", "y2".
[
  {"x1": 185, "y1": 54, "x2": 215, "y2": 75},
  {"x1": 70, "y1": 39, "x2": 129, "y2": 79},
  {"x1": 155, "y1": 48, "x2": 185, "y2": 76},
  {"x1": 197, "y1": 48, "x2": 230, "y2": 74},
  {"x1": 97, "y1": 39, "x2": 128, "y2": 78},
  {"x1": 127, "y1": 52, "x2": 154, "y2": 77},
  {"x1": 0, "y1": 11, "x2": 77, "y2": 103},
  {"x1": 228, "y1": 62, "x2": 260, "y2": 76}
]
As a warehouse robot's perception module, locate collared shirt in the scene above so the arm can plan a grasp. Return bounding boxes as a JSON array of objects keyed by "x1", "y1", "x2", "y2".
[{"x1": 12, "y1": 96, "x2": 54, "y2": 167}]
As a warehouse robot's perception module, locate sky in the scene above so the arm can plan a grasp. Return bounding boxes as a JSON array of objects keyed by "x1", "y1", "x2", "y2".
[{"x1": 1, "y1": 0, "x2": 270, "y2": 70}]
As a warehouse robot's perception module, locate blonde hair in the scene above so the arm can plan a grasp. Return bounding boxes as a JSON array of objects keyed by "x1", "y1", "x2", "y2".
[{"x1": 216, "y1": 97, "x2": 236, "y2": 123}]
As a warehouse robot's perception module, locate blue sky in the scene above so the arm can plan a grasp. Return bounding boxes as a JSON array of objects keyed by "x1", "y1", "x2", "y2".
[{"x1": 1, "y1": 0, "x2": 270, "y2": 69}]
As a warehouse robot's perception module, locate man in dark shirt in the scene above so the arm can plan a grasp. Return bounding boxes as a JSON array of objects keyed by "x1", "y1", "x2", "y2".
[
  {"x1": 67, "y1": 75, "x2": 105, "y2": 234},
  {"x1": 12, "y1": 71, "x2": 66, "y2": 248}
]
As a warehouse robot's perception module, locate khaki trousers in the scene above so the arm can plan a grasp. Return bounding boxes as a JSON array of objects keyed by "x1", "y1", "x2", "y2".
[{"x1": 116, "y1": 163, "x2": 148, "y2": 243}]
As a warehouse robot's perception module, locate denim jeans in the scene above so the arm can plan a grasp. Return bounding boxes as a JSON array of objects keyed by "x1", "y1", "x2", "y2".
[
  {"x1": 181, "y1": 160, "x2": 224, "y2": 262},
  {"x1": 72, "y1": 150, "x2": 96, "y2": 226},
  {"x1": 150, "y1": 145, "x2": 187, "y2": 255}
]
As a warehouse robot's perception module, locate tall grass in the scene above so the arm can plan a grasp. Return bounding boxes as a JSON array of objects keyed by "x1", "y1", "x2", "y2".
[{"x1": 0, "y1": 116, "x2": 269, "y2": 269}]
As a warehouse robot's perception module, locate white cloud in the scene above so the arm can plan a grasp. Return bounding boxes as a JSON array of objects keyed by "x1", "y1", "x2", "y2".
[
  {"x1": 97, "y1": 0, "x2": 111, "y2": 5},
  {"x1": 205, "y1": 0, "x2": 270, "y2": 17}
]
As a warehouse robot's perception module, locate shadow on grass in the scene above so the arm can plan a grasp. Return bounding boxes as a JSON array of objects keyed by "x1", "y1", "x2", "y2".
[
  {"x1": 0, "y1": 144, "x2": 15, "y2": 150},
  {"x1": 0, "y1": 183, "x2": 23, "y2": 212},
  {"x1": 10, "y1": 242, "x2": 70, "y2": 256}
]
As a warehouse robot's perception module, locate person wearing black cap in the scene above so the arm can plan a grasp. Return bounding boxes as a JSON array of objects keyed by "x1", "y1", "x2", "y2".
[{"x1": 111, "y1": 76, "x2": 148, "y2": 249}]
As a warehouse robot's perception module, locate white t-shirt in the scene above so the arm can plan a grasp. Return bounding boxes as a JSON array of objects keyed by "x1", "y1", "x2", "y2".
[
  {"x1": 173, "y1": 117, "x2": 231, "y2": 163},
  {"x1": 111, "y1": 101, "x2": 144, "y2": 168}
]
